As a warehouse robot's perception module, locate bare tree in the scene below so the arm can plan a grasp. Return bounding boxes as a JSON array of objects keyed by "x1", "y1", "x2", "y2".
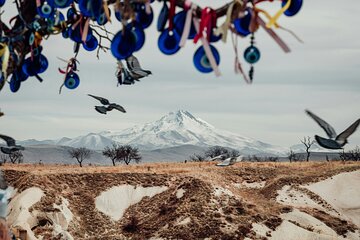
[
  {"x1": 189, "y1": 154, "x2": 206, "y2": 162},
  {"x1": 103, "y1": 144, "x2": 142, "y2": 166},
  {"x1": 339, "y1": 146, "x2": 360, "y2": 161},
  {"x1": 301, "y1": 136, "x2": 315, "y2": 162},
  {"x1": 121, "y1": 145, "x2": 142, "y2": 165},
  {"x1": 68, "y1": 147, "x2": 92, "y2": 167},
  {"x1": 204, "y1": 146, "x2": 229, "y2": 158},
  {"x1": 8, "y1": 151, "x2": 23, "y2": 164},
  {"x1": 103, "y1": 143, "x2": 119, "y2": 166},
  {"x1": 287, "y1": 149, "x2": 302, "y2": 163},
  {"x1": 265, "y1": 156, "x2": 279, "y2": 162}
]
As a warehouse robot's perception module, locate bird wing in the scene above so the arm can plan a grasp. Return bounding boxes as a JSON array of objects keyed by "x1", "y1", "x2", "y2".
[
  {"x1": 126, "y1": 55, "x2": 142, "y2": 70},
  {"x1": 95, "y1": 106, "x2": 108, "y2": 114},
  {"x1": 0, "y1": 134, "x2": 16, "y2": 147},
  {"x1": 88, "y1": 94, "x2": 110, "y2": 105},
  {"x1": 336, "y1": 119, "x2": 360, "y2": 142},
  {"x1": 314, "y1": 135, "x2": 342, "y2": 150},
  {"x1": 305, "y1": 110, "x2": 337, "y2": 138},
  {"x1": 108, "y1": 104, "x2": 126, "y2": 113}
]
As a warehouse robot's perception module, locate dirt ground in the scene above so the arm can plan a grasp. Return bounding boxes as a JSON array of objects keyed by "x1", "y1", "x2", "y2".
[{"x1": 2, "y1": 161, "x2": 360, "y2": 240}]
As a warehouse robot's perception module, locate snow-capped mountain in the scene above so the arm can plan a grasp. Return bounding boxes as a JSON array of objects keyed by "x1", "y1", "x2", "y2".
[
  {"x1": 20, "y1": 110, "x2": 288, "y2": 155},
  {"x1": 101, "y1": 110, "x2": 287, "y2": 155}
]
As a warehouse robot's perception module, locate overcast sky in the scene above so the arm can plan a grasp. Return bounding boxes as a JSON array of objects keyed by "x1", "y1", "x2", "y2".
[{"x1": 0, "y1": 0, "x2": 359, "y2": 149}]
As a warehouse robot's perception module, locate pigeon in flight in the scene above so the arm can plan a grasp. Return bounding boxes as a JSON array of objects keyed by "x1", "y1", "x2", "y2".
[
  {"x1": 0, "y1": 134, "x2": 25, "y2": 154},
  {"x1": 88, "y1": 94, "x2": 126, "y2": 114},
  {"x1": 306, "y1": 109, "x2": 360, "y2": 149},
  {"x1": 126, "y1": 55, "x2": 152, "y2": 79}
]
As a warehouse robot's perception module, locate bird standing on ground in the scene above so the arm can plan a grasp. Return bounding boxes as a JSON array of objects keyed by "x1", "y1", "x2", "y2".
[
  {"x1": 0, "y1": 134, "x2": 25, "y2": 154},
  {"x1": 88, "y1": 94, "x2": 126, "y2": 114},
  {"x1": 216, "y1": 156, "x2": 243, "y2": 167},
  {"x1": 305, "y1": 109, "x2": 360, "y2": 149}
]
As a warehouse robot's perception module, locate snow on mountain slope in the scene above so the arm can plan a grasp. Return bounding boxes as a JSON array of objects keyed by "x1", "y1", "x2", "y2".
[
  {"x1": 102, "y1": 110, "x2": 287, "y2": 155},
  {"x1": 19, "y1": 110, "x2": 287, "y2": 155}
]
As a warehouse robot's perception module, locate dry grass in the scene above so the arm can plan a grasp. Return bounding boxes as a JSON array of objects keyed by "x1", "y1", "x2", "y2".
[{"x1": 2, "y1": 161, "x2": 360, "y2": 239}]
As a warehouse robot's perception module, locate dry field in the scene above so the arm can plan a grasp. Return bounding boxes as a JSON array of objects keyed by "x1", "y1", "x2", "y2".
[{"x1": 1, "y1": 161, "x2": 360, "y2": 240}]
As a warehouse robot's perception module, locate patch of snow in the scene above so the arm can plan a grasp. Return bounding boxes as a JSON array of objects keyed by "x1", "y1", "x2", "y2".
[
  {"x1": 176, "y1": 188, "x2": 185, "y2": 199},
  {"x1": 252, "y1": 209, "x2": 359, "y2": 240},
  {"x1": 252, "y1": 222, "x2": 272, "y2": 237},
  {"x1": 7, "y1": 187, "x2": 44, "y2": 240},
  {"x1": 234, "y1": 181, "x2": 266, "y2": 189},
  {"x1": 176, "y1": 217, "x2": 191, "y2": 226},
  {"x1": 276, "y1": 186, "x2": 325, "y2": 210},
  {"x1": 213, "y1": 186, "x2": 234, "y2": 197},
  {"x1": 270, "y1": 210, "x2": 358, "y2": 240},
  {"x1": 95, "y1": 185, "x2": 168, "y2": 221},
  {"x1": 306, "y1": 170, "x2": 360, "y2": 227},
  {"x1": 50, "y1": 197, "x2": 74, "y2": 240}
]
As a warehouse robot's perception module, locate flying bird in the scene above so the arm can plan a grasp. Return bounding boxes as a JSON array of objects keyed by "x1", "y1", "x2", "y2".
[
  {"x1": 0, "y1": 134, "x2": 25, "y2": 154},
  {"x1": 89, "y1": 94, "x2": 126, "y2": 115},
  {"x1": 126, "y1": 55, "x2": 152, "y2": 79},
  {"x1": 88, "y1": 94, "x2": 110, "y2": 105},
  {"x1": 305, "y1": 109, "x2": 360, "y2": 149}
]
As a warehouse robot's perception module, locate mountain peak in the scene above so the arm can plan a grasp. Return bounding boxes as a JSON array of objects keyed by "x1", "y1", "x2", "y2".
[{"x1": 158, "y1": 110, "x2": 214, "y2": 129}]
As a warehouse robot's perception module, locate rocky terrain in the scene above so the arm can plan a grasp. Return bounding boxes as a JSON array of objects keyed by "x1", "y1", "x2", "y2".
[{"x1": 2, "y1": 161, "x2": 360, "y2": 240}]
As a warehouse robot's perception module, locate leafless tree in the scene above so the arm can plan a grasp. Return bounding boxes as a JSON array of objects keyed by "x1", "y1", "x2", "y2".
[
  {"x1": 265, "y1": 156, "x2": 279, "y2": 162},
  {"x1": 189, "y1": 154, "x2": 206, "y2": 162},
  {"x1": 68, "y1": 147, "x2": 92, "y2": 167},
  {"x1": 8, "y1": 151, "x2": 23, "y2": 164},
  {"x1": 120, "y1": 145, "x2": 142, "y2": 165},
  {"x1": 103, "y1": 143, "x2": 119, "y2": 166},
  {"x1": 339, "y1": 146, "x2": 360, "y2": 161},
  {"x1": 301, "y1": 136, "x2": 315, "y2": 161},
  {"x1": 103, "y1": 144, "x2": 141, "y2": 166},
  {"x1": 204, "y1": 146, "x2": 229, "y2": 158},
  {"x1": 288, "y1": 149, "x2": 302, "y2": 163}
]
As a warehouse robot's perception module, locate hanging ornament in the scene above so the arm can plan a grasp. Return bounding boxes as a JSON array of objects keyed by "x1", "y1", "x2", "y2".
[{"x1": 244, "y1": 33, "x2": 260, "y2": 82}]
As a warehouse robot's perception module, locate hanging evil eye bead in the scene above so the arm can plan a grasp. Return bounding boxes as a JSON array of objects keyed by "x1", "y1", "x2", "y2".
[
  {"x1": 244, "y1": 46, "x2": 261, "y2": 64},
  {"x1": 37, "y1": 2, "x2": 54, "y2": 19},
  {"x1": 111, "y1": 28, "x2": 136, "y2": 60},
  {"x1": 136, "y1": 4, "x2": 154, "y2": 29},
  {"x1": 157, "y1": 0, "x2": 169, "y2": 32},
  {"x1": 28, "y1": 32, "x2": 35, "y2": 45},
  {"x1": 9, "y1": 76, "x2": 21, "y2": 93},
  {"x1": 282, "y1": 0, "x2": 303, "y2": 17},
  {"x1": 158, "y1": 29, "x2": 180, "y2": 55},
  {"x1": 127, "y1": 23, "x2": 145, "y2": 52},
  {"x1": 37, "y1": 54, "x2": 49, "y2": 74},
  {"x1": 78, "y1": 0, "x2": 102, "y2": 18},
  {"x1": 115, "y1": 11, "x2": 122, "y2": 22},
  {"x1": 82, "y1": 35, "x2": 98, "y2": 51},
  {"x1": 97, "y1": 8, "x2": 111, "y2": 25},
  {"x1": 53, "y1": 0, "x2": 73, "y2": 8},
  {"x1": 62, "y1": 28, "x2": 70, "y2": 38},
  {"x1": 193, "y1": 45, "x2": 220, "y2": 73},
  {"x1": 54, "y1": 11, "x2": 65, "y2": 25},
  {"x1": 64, "y1": 71, "x2": 80, "y2": 89},
  {"x1": 174, "y1": 11, "x2": 197, "y2": 39},
  {"x1": 67, "y1": 7, "x2": 77, "y2": 20},
  {"x1": 0, "y1": 0, "x2": 6, "y2": 7},
  {"x1": 233, "y1": 9, "x2": 252, "y2": 37}
]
